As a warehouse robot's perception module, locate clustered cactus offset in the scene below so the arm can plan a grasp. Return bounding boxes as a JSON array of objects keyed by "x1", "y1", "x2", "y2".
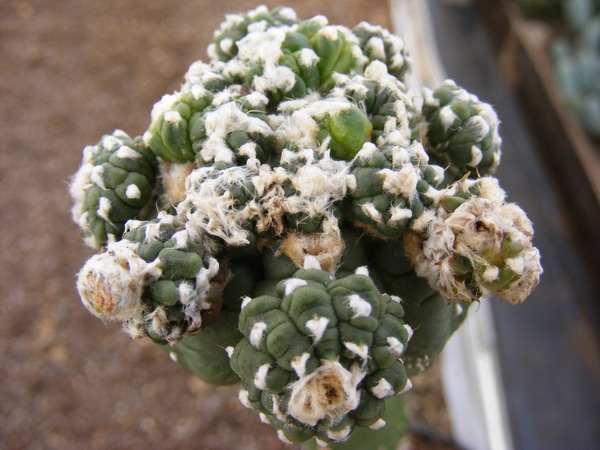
[{"x1": 70, "y1": 6, "x2": 542, "y2": 447}]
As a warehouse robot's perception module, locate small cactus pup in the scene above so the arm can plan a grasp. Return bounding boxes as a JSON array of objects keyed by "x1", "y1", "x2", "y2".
[
  {"x1": 230, "y1": 263, "x2": 412, "y2": 446},
  {"x1": 70, "y1": 130, "x2": 158, "y2": 248},
  {"x1": 420, "y1": 79, "x2": 502, "y2": 182}
]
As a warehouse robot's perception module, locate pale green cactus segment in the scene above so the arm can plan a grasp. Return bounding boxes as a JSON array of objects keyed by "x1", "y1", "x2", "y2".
[
  {"x1": 405, "y1": 177, "x2": 543, "y2": 305},
  {"x1": 145, "y1": 90, "x2": 214, "y2": 163},
  {"x1": 70, "y1": 130, "x2": 158, "y2": 249},
  {"x1": 108, "y1": 214, "x2": 226, "y2": 345},
  {"x1": 310, "y1": 25, "x2": 366, "y2": 91},
  {"x1": 552, "y1": 18, "x2": 600, "y2": 138},
  {"x1": 342, "y1": 74, "x2": 419, "y2": 144},
  {"x1": 161, "y1": 309, "x2": 243, "y2": 385},
  {"x1": 230, "y1": 268, "x2": 411, "y2": 445},
  {"x1": 323, "y1": 105, "x2": 373, "y2": 161},
  {"x1": 421, "y1": 79, "x2": 502, "y2": 179},
  {"x1": 353, "y1": 22, "x2": 411, "y2": 82}
]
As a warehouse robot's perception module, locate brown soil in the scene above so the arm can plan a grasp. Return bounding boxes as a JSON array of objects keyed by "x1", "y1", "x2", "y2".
[{"x1": 0, "y1": 1, "x2": 450, "y2": 448}]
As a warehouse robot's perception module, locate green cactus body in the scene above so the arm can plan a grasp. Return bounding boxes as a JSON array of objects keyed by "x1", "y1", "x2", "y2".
[
  {"x1": 145, "y1": 89, "x2": 276, "y2": 167},
  {"x1": 229, "y1": 268, "x2": 412, "y2": 446},
  {"x1": 70, "y1": 130, "x2": 158, "y2": 248},
  {"x1": 421, "y1": 80, "x2": 502, "y2": 180},
  {"x1": 210, "y1": 6, "x2": 300, "y2": 62},
  {"x1": 71, "y1": 7, "x2": 543, "y2": 447},
  {"x1": 145, "y1": 90, "x2": 214, "y2": 163}
]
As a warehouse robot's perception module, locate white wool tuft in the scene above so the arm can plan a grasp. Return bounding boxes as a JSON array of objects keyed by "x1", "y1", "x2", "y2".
[
  {"x1": 306, "y1": 317, "x2": 329, "y2": 342},
  {"x1": 347, "y1": 294, "x2": 372, "y2": 318},
  {"x1": 291, "y1": 352, "x2": 312, "y2": 378},
  {"x1": 249, "y1": 322, "x2": 268, "y2": 348},
  {"x1": 369, "y1": 418, "x2": 387, "y2": 430},
  {"x1": 343, "y1": 341, "x2": 370, "y2": 360},
  {"x1": 355, "y1": 266, "x2": 370, "y2": 276},
  {"x1": 371, "y1": 378, "x2": 394, "y2": 399},
  {"x1": 125, "y1": 184, "x2": 141, "y2": 200},
  {"x1": 254, "y1": 363, "x2": 271, "y2": 390},
  {"x1": 283, "y1": 278, "x2": 308, "y2": 296}
]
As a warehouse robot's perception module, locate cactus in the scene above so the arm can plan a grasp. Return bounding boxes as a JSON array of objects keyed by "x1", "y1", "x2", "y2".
[
  {"x1": 70, "y1": 6, "x2": 542, "y2": 448},
  {"x1": 420, "y1": 79, "x2": 502, "y2": 181},
  {"x1": 70, "y1": 130, "x2": 158, "y2": 248},
  {"x1": 230, "y1": 266, "x2": 412, "y2": 446}
]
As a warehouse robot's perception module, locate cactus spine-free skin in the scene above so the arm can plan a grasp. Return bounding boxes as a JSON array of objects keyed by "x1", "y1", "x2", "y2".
[{"x1": 70, "y1": 5, "x2": 542, "y2": 446}]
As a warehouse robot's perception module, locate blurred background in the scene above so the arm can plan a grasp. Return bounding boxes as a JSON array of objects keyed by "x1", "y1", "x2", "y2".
[{"x1": 1, "y1": 0, "x2": 599, "y2": 449}]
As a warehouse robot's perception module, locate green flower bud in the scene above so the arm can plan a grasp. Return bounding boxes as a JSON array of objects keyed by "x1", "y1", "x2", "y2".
[
  {"x1": 70, "y1": 130, "x2": 158, "y2": 248},
  {"x1": 230, "y1": 268, "x2": 412, "y2": 445},
  {"x1": 421, "y1": 79, "x2": 502, "y2": 179}
]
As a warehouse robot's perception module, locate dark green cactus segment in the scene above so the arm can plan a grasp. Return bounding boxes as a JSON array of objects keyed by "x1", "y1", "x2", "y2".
[
  {"x1": 159, "y1": 309, "x2": 243, "y2": 385},
  {"x1": 421, "y1": 80, "x2": 501, "y2": 179},
  {"x1": 70, "y1": 130, "x2": 159, "y2": 248},
  {"x1": 353, "y1": 22, "x2": 411, "y2": 82},
  {"x1": 146, "y1": 90, "x2": 214, "y2": 163},
  {"x1": 231, "y1": 268, "x2": 411, "y2": 444},
  {"x1": 344, "y1": 78, "x2": 420, "y2": 144},
  {"x1": 366, "y1": 237, "x2": 470, "y2": 375},
  {"x1": 192, "y1": 96, "x2": 276, "y2": 169},
  {"x1": 515, "y1": 0, "x2": 563, "y2": 19},
  {"x1": 402, "y1": 292, "x2": 469, "y2": 376},
  {"x1": 212, "y1": 6, "x2": 300, "y2": 62},
  {"x1": 119, "y1": 217, "x2": 227, "y2": 344},
  {"x1": 348, "y1": 146, "x2": 425, "y2": 238}
]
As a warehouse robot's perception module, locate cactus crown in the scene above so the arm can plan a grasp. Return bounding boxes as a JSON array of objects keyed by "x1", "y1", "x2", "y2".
[{"x1": 70, "y1": 6, "x2": 542, "y2": 446}]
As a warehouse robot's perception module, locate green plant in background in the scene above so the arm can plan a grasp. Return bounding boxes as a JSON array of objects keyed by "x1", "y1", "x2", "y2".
[
  {"x1": 70, "y1": 6, "x2": 542, "y2": 448},
  {"x1": 515, "y1": 0, "x2": 600, "y2": 138},
  {"x1": 515, "y1": 0, "x2": 564, "y2": 18},
  {"x1": 552, "y1": 0, "x2": 600, "y2": 138}
]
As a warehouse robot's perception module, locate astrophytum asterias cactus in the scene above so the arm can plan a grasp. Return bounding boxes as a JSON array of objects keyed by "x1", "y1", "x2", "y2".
[{"x1": 70, "y1": 5, "x2": 542, "y2": 447}]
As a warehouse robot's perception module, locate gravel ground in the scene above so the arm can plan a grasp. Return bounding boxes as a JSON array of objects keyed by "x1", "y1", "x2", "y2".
[{"x1": 0, "y1": 1, "x2": 450, "y2": 448}]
